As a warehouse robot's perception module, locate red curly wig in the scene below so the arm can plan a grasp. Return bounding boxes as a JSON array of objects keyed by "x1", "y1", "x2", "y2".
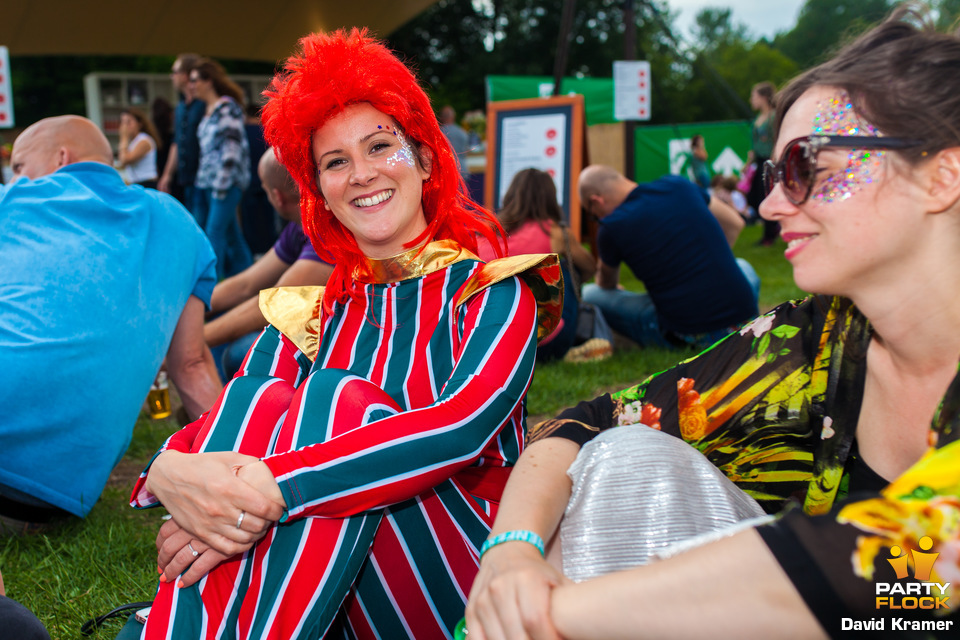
[{"x1": 262, "y1": 28, "x2": 503, "y2": 308}]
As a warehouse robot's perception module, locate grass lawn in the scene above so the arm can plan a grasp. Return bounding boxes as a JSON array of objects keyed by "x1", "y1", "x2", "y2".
[{"x1": 0, "y1": 224, "x2": 805, "y2": 639}]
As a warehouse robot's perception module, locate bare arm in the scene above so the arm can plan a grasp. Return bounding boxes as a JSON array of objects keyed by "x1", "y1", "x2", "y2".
[
  {"x1": 158, "y1": 143, "x2": 178, "y2": 193},
  {"x1": 465, "y1": 437, "x2": 580, "y2": 640},
  {"x1": 118, "y1": 137, "x2": 153, "y2": 168},
  {"x1": 166, "y1": 295, "x2": 223, "y2": 420},
  {"x1": 209, "y1": 249, "x2": 289, "y2": 314},
  {"x1": 552, "y1": 528, "x2": 826, "y2": 640},
  {"x1": 205, "y1": 256, "x2": 333, "y2": 348},
  {"x1": 594, "y1": 259, "x2": 620, "y2": 290},
  {"x1": 708, "y1": 195, "x2": 745, "y2": 248}
]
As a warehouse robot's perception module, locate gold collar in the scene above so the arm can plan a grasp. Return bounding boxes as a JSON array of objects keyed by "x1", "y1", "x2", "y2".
[{"x1": 353, "y1": 239, "x2": 479, "y2": 284}]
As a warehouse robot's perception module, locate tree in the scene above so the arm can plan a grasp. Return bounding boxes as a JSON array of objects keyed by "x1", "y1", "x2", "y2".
[{"x1": 773, "y1": 0, "x2": 892, "y2": 69}]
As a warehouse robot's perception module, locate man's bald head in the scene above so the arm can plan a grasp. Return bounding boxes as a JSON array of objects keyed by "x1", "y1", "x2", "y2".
[
  {"x1": 578, "y1": 164, "x2": 637, "y2": 219},
  {"x1": 11, "y1": 116, "x2": 113, "y2": 181},
  {"x1": 258, "y1": 147, "x2": 301, "y2": 222}
]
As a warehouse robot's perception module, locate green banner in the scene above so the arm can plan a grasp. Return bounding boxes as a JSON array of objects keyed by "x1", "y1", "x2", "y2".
[
  {"x1": 632, "y1": 120, "x2": 753, "y2": 184},
  {"x1": 486, "y1": 75, "x2": 754, "y2": 184},
  {"x1": 486, "y1": 75, "x2": 615, "y2": 126}
]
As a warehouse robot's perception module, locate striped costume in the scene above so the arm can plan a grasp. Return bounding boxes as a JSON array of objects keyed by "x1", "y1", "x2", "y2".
[{"x1": 132, "y1": 241, "x2": 561, "y2": 639}]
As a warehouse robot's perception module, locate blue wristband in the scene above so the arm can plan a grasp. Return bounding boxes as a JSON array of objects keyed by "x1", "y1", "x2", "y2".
[{"x1": 480, "y1": 529, "x2": 545, "y2": 559}]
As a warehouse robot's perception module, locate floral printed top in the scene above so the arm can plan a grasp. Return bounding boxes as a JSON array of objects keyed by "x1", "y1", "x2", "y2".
[
  {"x1": 531, "y1": 295, "x2": 959, "y2": 637},
  {"x1": 195, "y1": 96, "x2": 250, "y2": 199}
]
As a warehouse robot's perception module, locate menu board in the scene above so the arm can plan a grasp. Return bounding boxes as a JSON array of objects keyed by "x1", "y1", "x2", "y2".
[{"x1": 485, "y1": 95, "x2": 586, "y2": 240}]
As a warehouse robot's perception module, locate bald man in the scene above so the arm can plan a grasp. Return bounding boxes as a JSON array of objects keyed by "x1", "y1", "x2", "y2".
[
  {"x1": 579, "y1": 164, "x2": 759, "y2": 349},
  {"x1": 0, "y1": 116, "x2": 222, "y2": 529},
  {"x1": 205, "y1": 147, "x2": 333, "y2": 379}
]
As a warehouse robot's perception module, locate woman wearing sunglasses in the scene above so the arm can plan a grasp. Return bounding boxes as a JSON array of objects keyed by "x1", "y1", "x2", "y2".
[{"x1": 465, "y1": 4, "x2": 960, "y2": 638}]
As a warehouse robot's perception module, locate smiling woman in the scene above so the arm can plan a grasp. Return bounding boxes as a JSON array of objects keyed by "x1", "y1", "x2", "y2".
[
  {"x1": 465, "y1": 4, "x2": 960, "y2": 639},
  {"x1": 128, "y1": 28, "x2": 562, "y2": 640},
  {"x1": 312, "y1": 103, "x2": 431, "y2": 258}
]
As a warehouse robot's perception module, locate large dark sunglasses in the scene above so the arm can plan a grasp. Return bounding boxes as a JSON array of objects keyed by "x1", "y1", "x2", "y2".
[{"x1": 762, "y1": 135, "x2": 923, "y2": 205}]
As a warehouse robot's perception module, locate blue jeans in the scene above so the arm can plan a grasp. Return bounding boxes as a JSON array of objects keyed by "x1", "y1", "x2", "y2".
[
  {"x1": 582, "y1": 284, "x2": 668, "y2": 348},
  {"x1": 582, "y1": 284, "x2": 738, "y2": 350},
  {"x1": 736, "y1": 258, "x2": 761, "y2": 306},
  {"x1": 193, "y1": 187, "x2": 252, "y2": 279},
  {"x1": 211, "y1": 331, "x2": 259, "y2": 382}
]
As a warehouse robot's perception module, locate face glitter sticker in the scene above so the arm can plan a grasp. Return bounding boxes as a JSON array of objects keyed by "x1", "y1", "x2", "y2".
[
  {"x1": 378, "y1": 124, "x2": 417, "y2": 169},
  {"x1": 315, "y1": 123, "x2": 417, "y2": 177},
  {"x1": 810, "y1": 92, "x2": 884, "y2": 203}
]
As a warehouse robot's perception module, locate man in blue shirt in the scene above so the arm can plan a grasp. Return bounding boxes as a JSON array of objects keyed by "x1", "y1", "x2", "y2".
[
  {"x1": 579, "y1": 164, "x2": 759, "y2": 348},
  {"x1": 158, "y1": 53, "x2": 205, "y2": 209},
  {"x1": 0, "y1": 115, "x2": 222, "y2": 529}
]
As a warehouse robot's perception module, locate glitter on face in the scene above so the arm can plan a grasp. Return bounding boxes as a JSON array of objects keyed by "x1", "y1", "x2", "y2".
[
  {"x1": 316, "y1": 123, "x2": 417, "y2": 177},
  {"x1": 381, "y1": 125, "x2": 416, "y2": 169},
  {"x1": 810, "y1": 92, "x2": 884, "y2": 203}
]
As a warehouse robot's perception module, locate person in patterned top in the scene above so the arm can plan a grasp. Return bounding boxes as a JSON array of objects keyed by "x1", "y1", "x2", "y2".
[
  {"x1": 465, "y1": 4, "x2": 960, "y2": 639},
  {"x1": 190, "y1": 58, "x2": 252, "y2": 279},
  {"x1": 129, "y1": 29, "x2": 561, "y2": 639}
]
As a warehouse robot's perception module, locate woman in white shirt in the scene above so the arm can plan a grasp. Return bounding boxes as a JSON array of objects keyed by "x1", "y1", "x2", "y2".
[{"x1": 117, "y1": 108, "x2": 158, "y2": 188}]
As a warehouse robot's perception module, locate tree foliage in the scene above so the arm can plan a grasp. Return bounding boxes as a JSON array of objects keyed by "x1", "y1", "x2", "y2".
[
  {"x1": 5, "y1": 0, "x2": 949, "y2": 131},
  {"x1": 773, "y1": 0, "x2": 893, "y2": 68}
]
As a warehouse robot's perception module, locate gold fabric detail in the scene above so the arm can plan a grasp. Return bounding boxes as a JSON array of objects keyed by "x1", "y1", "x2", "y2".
[
  {"x1": 258, "y1": 245, "x2": 563, "y2": 360},
  {"x1": 354, "y1": 239, "x2": 478, "y2": 283},
  {"x1": 455, "y1": 254, "x2": 563, "y2": 342},
  {"x1": 258, "y1": 286, "x2": 325, "y2": 361}
]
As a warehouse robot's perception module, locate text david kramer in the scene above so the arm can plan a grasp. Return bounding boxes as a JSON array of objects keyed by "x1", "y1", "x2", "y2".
[{"x1": 842, "y1": 618, "x2": 954, "y2": 632}]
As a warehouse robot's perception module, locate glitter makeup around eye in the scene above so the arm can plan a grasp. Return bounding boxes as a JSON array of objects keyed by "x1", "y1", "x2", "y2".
[
  {"x1": 812, "y1": 149, "x2": 883, "y2": 203},
  {"x1": 810, "y1": 92, "x2": 883, "y2": 203},
  {"x1": 314, "y1": 124, "x2": 417, "y2": 176},
  {"x1": 386, "y1": 129, "x2": 416, "y2": 169}
]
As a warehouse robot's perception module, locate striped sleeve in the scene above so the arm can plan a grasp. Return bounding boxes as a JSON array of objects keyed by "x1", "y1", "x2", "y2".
[
  {"x1": 262, "y1": 275, "x2": 539, "y2": 521},
  {"x1": 129, "y1": 326, "x2": 311, "y2": 508}
]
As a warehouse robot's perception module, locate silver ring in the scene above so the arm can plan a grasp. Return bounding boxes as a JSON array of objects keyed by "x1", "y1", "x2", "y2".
[
  {"x1": 236, "y1": 511, "x2": 246, "y2": 529},
  {"x1": 187, "y1": 542, "x2": 199, "y2": 558}
]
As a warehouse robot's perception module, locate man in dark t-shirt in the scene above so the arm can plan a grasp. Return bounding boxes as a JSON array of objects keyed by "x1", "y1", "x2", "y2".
[{"x1": 579, "y1": 165, "x2": 759, "y2": 348}]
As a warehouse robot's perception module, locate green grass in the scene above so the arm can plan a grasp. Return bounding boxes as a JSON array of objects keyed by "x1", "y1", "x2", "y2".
[
  {"x1": 0, "y1": 415, "x2": 177, "y2": 639},
  {"x1": 0, "y1": 224, "x2": 804, "y2": 638}
]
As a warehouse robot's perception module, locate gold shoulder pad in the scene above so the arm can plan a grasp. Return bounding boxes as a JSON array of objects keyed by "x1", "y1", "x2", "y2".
[
  {"x1": 455, "y1": 254, "x2": 563, "y2": 343},
  {"x1": 258, "y1": 286, "x2": 325, "y2": 361}
]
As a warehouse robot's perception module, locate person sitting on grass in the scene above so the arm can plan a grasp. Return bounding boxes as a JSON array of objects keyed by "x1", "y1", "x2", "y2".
[
  {"x1": 465, "y1": 4, "x2": 960, "y2": 638},
  {"x1": 578, "y1": 164, "x2": 759, "y2": 350},
  {"x1": 479, "y1": 167, "x2": 597, "y2": 362},
  {"x1": 130, "y1": 28, "x2": 560, "y2": 639},
  {"x1": 0, "y1": 115, "x2": 221, "y2": 533}
]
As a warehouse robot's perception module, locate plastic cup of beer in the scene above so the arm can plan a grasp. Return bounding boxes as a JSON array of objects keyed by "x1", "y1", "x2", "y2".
[{"x1": 147, "y1": 370, "x2": 172, "y2": 420}]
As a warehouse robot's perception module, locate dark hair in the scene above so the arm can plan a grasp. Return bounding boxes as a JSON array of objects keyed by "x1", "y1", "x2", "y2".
[
  {"x1": 690, "y1": 134, "x2": 704, "y2": 149},
  {"x1": 776, "y1": 2, "x2": 960, "y2": 165},
  {"x1": 498, "y1": 168, "x2": 564, "y2": 234},
  {"x1": 151, "y1": 97, "x2": 173, "y2": 135},
  {"x1": 194, "y1": 58, "x2": 245, "y2": 106},
  {"x1": 752, "y1": 81, "x2": 776, "y2": 107},
  {"x1": 121, "y1": 107, "x2": 160, "y2": 145}
]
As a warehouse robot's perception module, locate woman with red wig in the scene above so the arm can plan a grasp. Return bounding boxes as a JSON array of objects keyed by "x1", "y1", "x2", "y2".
[{"x1": 128, "y1": 29, "x2": 561, "y2": 638}]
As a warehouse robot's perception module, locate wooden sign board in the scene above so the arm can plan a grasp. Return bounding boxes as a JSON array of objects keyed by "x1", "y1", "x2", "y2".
[{"x1": 485, "y1": 95, "x2": 586, "y2": 241}]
